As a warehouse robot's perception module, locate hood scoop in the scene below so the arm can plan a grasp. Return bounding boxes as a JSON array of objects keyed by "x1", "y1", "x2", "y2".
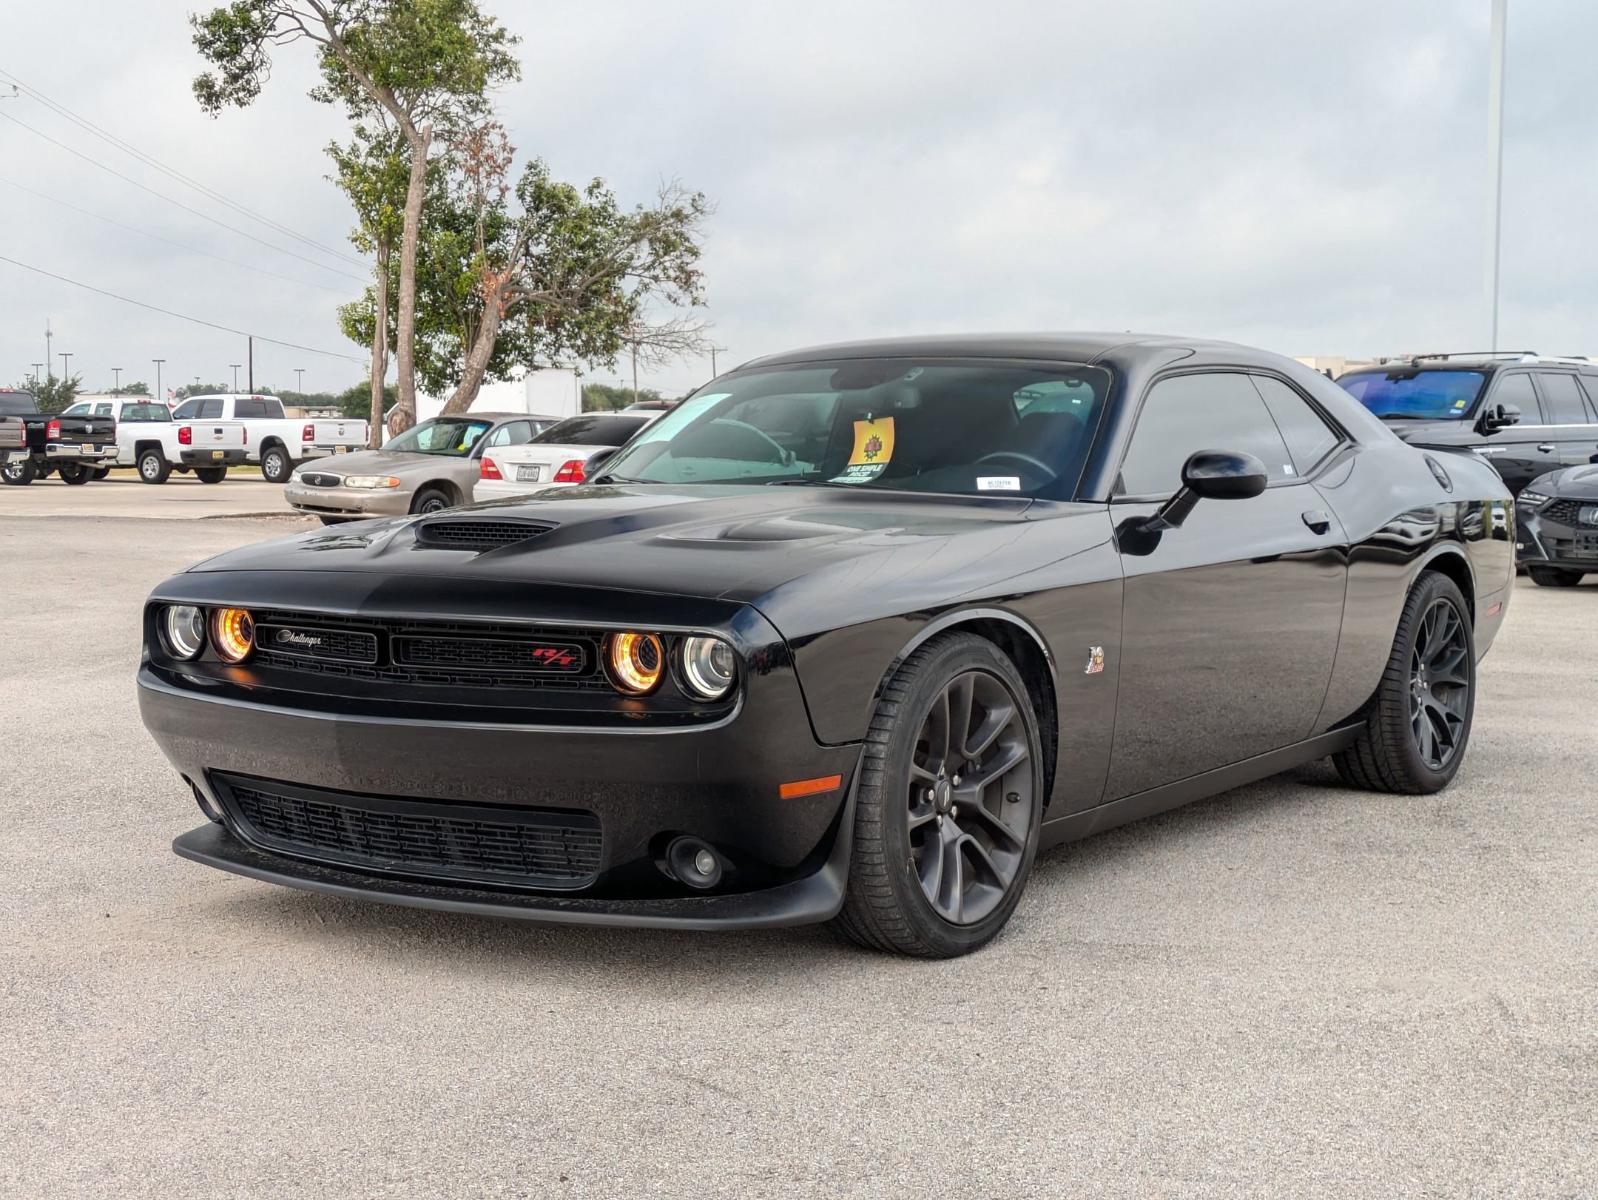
[{"x1": 413, "y1": 516, "x2": 556, "y2": 552}]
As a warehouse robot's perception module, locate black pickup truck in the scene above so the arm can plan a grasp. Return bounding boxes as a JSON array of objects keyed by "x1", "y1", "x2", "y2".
[{"x1": 0, "y1": 390, "x2": 120, "y2": 485}]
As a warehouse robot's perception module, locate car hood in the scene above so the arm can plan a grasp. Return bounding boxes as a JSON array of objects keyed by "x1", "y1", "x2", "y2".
[
  {"x1": 188, "y1": 483, "x2": 1112, "y2": 612},
  {"x1": 294, "y1": 449, "x2": 470, "y2": 478},
  {"x1": 1536, "y1": 463, "x2": 1598, "y2": 499}
]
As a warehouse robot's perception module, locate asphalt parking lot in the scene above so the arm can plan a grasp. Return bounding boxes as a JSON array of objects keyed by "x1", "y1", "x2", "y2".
[{"x1": 1, "y1": 505, "x2": 1593, "y2": 1198}]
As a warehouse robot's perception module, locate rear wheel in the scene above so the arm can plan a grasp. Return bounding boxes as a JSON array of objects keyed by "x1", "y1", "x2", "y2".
[
  {"x1": 1528, "y1": 566, "x2": 1581, "y2": 588},
  {"x1": 194, "y1": 466, "x2": 228, "y2": 484},
  {"x1": 58, "y1": 463, "x2": 90, "y2": 485},
  {"x1": 260, "y1": 444, "x2": 293, "y2": 484},
  {"x1": 1, "y1": 459, "x2": 35, "y2": 485},
  {"x1": 1334, "y1": 571, "x2": 1475, "y2": 794},
  {"x1": 410, "y1": 485, "x2": 451, "y2": 515},
  {"x1": 137, "y1": 449, "x2": 171, "y2": 485},
  {"x1": 89, "y1": 467, "x2": 111, "y2": 480},
  {"x1": 832, "y1": 633, "x2": 1043, "y2": 958}
]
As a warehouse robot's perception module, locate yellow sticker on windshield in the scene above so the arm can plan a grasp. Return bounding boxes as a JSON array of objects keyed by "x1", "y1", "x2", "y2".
[{"x1": 848, "y1": 417, "x2": 894, "y2": 466}]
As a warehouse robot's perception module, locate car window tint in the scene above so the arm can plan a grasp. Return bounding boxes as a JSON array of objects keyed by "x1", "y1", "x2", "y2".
[
  {"x1": 95, "y1": 403, "x2": 114, "y2": 417},
  {"x1": 1119, "y1": 372, "x2": 1295, "y2": 496},
  {"x1": 198, "y1": 398, "x2": 224, "y2": 419},
  {"x1": 172, "y1": 400, "x2": 199, "y2": 419},
  {"x1": 485, "y1": 421, "x2": 534, "y2": 447},
  {"x1": 233, "y1": 398, "x2": 264, "y2": 418},
  {"x1": 64, "y1": 403, "x2": 90, "y2": 416},
  {"x1": 1537, "y1": 373, "x2": 1589, "y2": 425},
  {"x1": 532, "y1": 414, "x2": 648, "y2": 446},
  {"x1": 1252, "y1": 376, "x2": 1340, "y2": 475},
  {"x1": 1491, "y1": 373, "x2": 1538, "y2": 421},
  {"x1": 1578, "y1": 377, "x2": 1598, "y2": 421}
]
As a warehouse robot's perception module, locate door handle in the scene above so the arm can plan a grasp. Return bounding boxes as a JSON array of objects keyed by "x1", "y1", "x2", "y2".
[
  {"x1": 1537, "y1": 443, "x2": 1556, "y2": 453},
  {"x1": 1301, "y1": 509, "x2": 1331, "y2": 535}
]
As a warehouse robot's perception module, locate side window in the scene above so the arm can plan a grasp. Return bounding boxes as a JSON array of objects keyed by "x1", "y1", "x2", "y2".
[
  {"x1": 233, "y1": 399, "x2": 262, "y2": 418},
  {"x1": 172, "y1": 400, "x2": 199, "y2": 419},
  {"x1": 96, "y1": 403, "x2": 114, "y2": 417},
  {"x1": 1579, "y1": 377, "x2": 1598, "y2": 422},
  {"x1": 1491, "y1": 372, "x2": 1539, "y2": 422},
  {"x1": 64, "y1": 403, "x2": 90, "y2": 416},
  {"x1": 485, "y1": 422, "x2": 528, "y2": 447},
  {"x1": 1537, "y1": 373, "x2": 1589, "y2": 425},
  {"x1": 199, "y1": 399, "x2": 224, "y2": 419},
  {"x1": 1117, "y1": 372, "x2": 1295, "y2": 497},
  {"x1": 1251, "y1": 376, "x2": 1341, "y2": 476}
]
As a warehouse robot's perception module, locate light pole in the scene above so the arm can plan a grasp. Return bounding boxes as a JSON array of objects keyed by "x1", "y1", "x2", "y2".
[
  {"x1": 45, "y1": 318, "x2": 52, "y2": 382},
  {"x1": 112, "y1": 366, "x2": 123, "y2": 392},
  {"x1": 30, "y1": 362, "x2": 44, "y2": 383},
  {"x1": 295, "y1": 368, "x2": 305, "y2": 393},
  {"x1": 230, "y1": 363, "x2": 242, "y2": 392},
  {"x1": 59, "y1": 352, "x2": 72, "y2": 381},
  {"x1": 153, "y1": 358, "x2": 166, "y2": 404},
  {"x1": 1485, "y1": 0, "x2": 1508, "y2": 349}
]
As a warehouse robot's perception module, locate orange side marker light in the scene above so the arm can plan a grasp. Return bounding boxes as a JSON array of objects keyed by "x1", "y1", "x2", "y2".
[{"x1": 779, "y1": 774, "x2": 843, "y2": 800}]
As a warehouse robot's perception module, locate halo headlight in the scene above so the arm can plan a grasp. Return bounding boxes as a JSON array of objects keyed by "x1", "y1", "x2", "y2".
[
  {"x1": 680, "y1": 635, "x2": 737, "y2": 700},
  {"x1": 161, "y1": 604, "x2": 207, "y2": 660},
  {"x1": 605, "y1": 632, "x2": 664, "y2": 695},
  {"x1": 211, "y1": 607, "x2": 255, "y2": 663}
]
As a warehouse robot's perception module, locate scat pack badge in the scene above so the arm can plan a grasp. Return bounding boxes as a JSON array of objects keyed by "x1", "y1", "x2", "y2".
[{"x1": 1084, "y1": 646, "x2": 1105, "y2": 675}]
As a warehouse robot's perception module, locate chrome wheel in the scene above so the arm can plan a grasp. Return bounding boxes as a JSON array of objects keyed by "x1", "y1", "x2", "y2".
[
  {"x1": 1409, "y1": 596, "x2": 1470, "y2": 770},
  {"x1": 906, "y1": 670, "x2": 1034, "y2": 925}
]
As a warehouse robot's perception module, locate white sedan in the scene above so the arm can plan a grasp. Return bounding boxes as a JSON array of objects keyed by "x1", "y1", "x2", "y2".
[{"x1": 476, "y1": 411, "x2": 662, "y2": 498}]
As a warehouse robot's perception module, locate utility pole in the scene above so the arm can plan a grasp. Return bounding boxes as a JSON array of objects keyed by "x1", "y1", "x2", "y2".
[
  {"x1": 230, "y1": 363, "x2": 241, "y2": 392},
  {"x1": 59, "y1": 352, "x2": 72, "y2": 380},
  {"x1": 247, "y1": 335, "x2": 254, "y2": 393},
  {"x1": 1485, "y1": 0, "x2": 1508, "y2": 350},
  {"x1": 295, "y1": 368, "x2": 305, "y2": 393},
  {"x1": 112, "y1": 366, "x2": 122, "y2": 391},
  {"x1": 153, "y1": 358, "x2": 166, "y2": 404}
]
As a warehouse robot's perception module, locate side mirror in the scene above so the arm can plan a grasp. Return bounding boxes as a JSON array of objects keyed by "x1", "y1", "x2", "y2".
[
  {"x1": 1141, "y1": 450, "x2": 1268, "y2": 534},
  {"x1": 584, "y1": 446, "x2": 619, "y2": 479},
  {"x1": 1476, "y1": 402, "x2": 1520, "y2": 436}
]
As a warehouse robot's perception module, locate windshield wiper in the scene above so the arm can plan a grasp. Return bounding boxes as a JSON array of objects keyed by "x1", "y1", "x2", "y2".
[{"x1": 765, "y1": 478, "x2": 865, "y2": 488}]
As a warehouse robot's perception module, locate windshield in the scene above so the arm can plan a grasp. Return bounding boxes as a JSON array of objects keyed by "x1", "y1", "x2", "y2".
[
  {"x1": 120, "y1": 403, "x2": 170, "y2": 422},
  {"x1": 531, "y1": 413, "x2": 649, "y2": 447},
  {"x1": 599, "y1": 359, "x2": 1113, "y2": 498},
  {"x1": 1336, "y1": 369, "x2": 1486, "y2": 420},
  {"x1": 385, "y1": 416, "x2": 493, "y2": 456},
  {"x1": 0, "y1": 393, "x2": 38, "y2": 416}
]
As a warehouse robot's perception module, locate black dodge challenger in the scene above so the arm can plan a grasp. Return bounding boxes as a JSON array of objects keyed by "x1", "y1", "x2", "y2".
[{"x1": 139, "y1": 334, "x2": 1515, "y2": 957}]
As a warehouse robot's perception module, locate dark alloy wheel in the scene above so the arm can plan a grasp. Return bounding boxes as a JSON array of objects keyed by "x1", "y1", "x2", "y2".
[
  {"x1": 1334, "y1": 571, "x2": 1475, "y2": 794},
  {"x1": 833, "y1": 632, "x2": 1043, "y2": 957},
  {"x1": 1527, "y1": 565, "x2": 1580, "y2": 588},
  {"x1": 260, "y1": 445, "x2": 292, "y2": 484},
  {"x1": 2, "y1": 459, "x2": 36, "y2": 485}
]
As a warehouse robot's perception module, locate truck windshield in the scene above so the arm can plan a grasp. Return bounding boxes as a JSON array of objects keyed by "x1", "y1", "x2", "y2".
[
  {"x1": 1336, "y1": 369, "x2": 1486, "y2": 420},
  {"x1": 386, "y1": 417, "x2": 494, "y2": 456},
  {"x1": 0, "y1": 393, "x2": 39, "y2": 416}
]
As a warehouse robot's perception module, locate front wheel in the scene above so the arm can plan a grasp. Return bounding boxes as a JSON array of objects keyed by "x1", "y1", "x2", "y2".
[
  {"x1": 1528, "y1": 566, "x2": 1581, "y2": 588},
  {"x1": 1, "y1": 459, "x2": 35, "y2": 485},
  {"x1": 409, "y1": 485, "x2": 451, "y2": 515},
  {"x1": 831, "y1": 633, "x2": 1043, "y2": 958},
  {"x1": 260, "y1": 445, "x2": 293, "y2": 484},
  {"x1": 194, "y1": 467, "x2": 228, "y2": 484},
  {"x1": 1333, "y1": 571, "x2": 1475, "y2": 794}
]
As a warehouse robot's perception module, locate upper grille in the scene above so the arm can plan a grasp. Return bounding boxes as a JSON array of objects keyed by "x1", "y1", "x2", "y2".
[
  {"x1": 217, "y1": 775, "x2": 602, "y2": 889},
  {"x1": 1540, "y1": 498, "x2": 1598, "y2": 527},
  {"x1": 256, "y1": 622, "x2": 379, "y2": 664},
  {"x1": 414, "y1": 518, "x2": 555, "y2": 551},
  {"x1": 299, "y1": 472, "x2": 342, "y2": 487}
]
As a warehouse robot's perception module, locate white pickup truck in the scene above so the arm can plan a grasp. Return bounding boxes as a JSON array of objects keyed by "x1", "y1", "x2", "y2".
[
  {"x1": 169, "y1": 394, "x2": 369, "y2": 483},
  {"x1": 63, "y1": 397, "x2": 247, "y2": 484}
]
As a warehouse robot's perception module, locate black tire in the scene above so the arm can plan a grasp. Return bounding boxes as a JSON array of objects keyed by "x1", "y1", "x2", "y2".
[
  {"x1": 194, "y1": 466, "x2": 228, "y2": 484},
  {"x1": 410, "y1": 485, "x2": 451, "y2": 515},
  {"x1": 137, "y1": 449, "x2": 171, "y2": 485},
  {"x1": 260, "y1": 444, "x2": 293, "y2": 484},
  {"x1": 831, "y1": 632, "x2": 1044, "y2": 958},
  {"x1": 1333, "y1": 571, "x2": 1475, "y2": 795},
  {"x1": 1, "y1": 459, "x2": 35, "y2": 485},
  {"x1": 58, "y1": 463, "x2": 90, "y2": 485},
  {"x1": 1528, "y1": 566, "x2": 1580, "y2": 588},
  {"x1": 89, "y1": 467, "x2": 111, "y2": 480},
  {"x1": 318, "y1": 515, "x2": 352, "y2": 526}
]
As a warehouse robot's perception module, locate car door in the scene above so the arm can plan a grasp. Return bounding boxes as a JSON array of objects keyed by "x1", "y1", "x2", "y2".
[
  {"x1": 1534, "y1": 371, "x2": 1598, "y2": 469},
  {"x1": 1478, "y1": 371, "x2": 1557, "y2": 491},
  {"x1": 1104, "y1": 370, "x2": 1348, "y2": 800}
]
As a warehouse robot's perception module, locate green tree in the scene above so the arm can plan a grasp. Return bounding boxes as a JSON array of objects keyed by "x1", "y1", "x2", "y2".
[
  {"x1": 15, "y1": 374, "x2": 82, "y2": 413},
  {"x1": 582, "y1": 382, "x2": 665, "y2": 412},
  {"x1": 175, "y1": 381, "x2": 232, "y2": 400},
  {"x1": 336, "y1": 381, "x2": 395, "y2": 420},
  {"x1": 191, "y1": 0, "x2": 520, "y2": 434},
  {"x1": 109, "y1": 380, "x2": 152, "y2": 396}
]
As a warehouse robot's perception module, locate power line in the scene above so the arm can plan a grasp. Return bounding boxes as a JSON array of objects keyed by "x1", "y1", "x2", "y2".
[
  {"x1": 0, "y1": 252, "x2": 367, "y2": 364},
  {"x1": 0, "y1": 110, "x2": 369, "y2": 286},
  {"x1": 0, "y1": 65, "x2": 368, "y2": 271},
  {"x1": 0, "y1": 176, "x2": 348, "y2": 295}
]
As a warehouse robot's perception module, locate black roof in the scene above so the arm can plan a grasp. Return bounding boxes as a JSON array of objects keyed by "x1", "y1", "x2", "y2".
[{"x1": 740, "y1": 332, "x2": 1264, "y2": 370}]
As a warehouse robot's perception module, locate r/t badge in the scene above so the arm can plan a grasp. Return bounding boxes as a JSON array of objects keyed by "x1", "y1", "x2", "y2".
[{"x1": 1084, "y1": 646, "x2": 1105, "y2": 675}]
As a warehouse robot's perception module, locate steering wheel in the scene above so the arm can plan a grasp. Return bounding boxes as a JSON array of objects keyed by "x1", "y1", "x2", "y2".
[
  {"x1": 679, "y1": 418, "x2": 791, "y2": 465},
  {"x1": 974, "y1": 450, "x2": 1054, "y2": 478}
]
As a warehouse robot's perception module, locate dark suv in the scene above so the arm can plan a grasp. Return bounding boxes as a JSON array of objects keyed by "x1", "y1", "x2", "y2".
[{"x1": 1335, "y1": 352, "x2": 1598, "y2": 495}]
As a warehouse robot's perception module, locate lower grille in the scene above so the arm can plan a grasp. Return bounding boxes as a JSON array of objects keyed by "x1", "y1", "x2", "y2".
[{"x1": 216, "y1": 775, "x2": 603, "y2": 889}]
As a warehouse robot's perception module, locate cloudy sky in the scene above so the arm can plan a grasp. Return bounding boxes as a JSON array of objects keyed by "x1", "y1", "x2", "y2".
[{"x1": 1, "y1": 0, "x2": 1592, "y2": 398}]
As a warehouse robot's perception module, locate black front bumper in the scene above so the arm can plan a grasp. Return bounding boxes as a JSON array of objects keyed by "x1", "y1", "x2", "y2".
[{"x1": 1516, "y1": 503, "x2": 1598, "y2": 571}]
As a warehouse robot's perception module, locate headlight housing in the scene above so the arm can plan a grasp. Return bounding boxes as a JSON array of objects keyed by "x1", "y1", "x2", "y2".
[
  {"x1": 342, "y1": 475, "x2": 402, "y2": 489},
  {"x1": 605, "y1": 631, "x2": 664, "y2": 695},
  {"x1": 161, "y1": 604, "x2": 207, "y2": 660},
  {"x1": 1517, "y1": 489, "x2": 1551, "y2": 508},
  {"x1": 679, "y1": 635, "x2": 737, "y2": 700},
  {"x1": 211, "y1": 607, "x2": 255, "y2": 663}
]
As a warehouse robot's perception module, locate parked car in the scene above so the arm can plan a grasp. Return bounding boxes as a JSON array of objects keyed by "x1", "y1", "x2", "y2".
[
  {"x1": 0, "y1": 389, "x2": 118, "y2": 485},
  {"x1": 282, "y1": 411, "x2": 559, "y2": 522},
  {"x1": 62, "y1": 397, "x2": 247, "y2": 483},
  {"x1": 476, "y1": 411, "x2": 663, "y2": 499},
  {"x1": 1515, "y1": 464, "x2": 1598, "y2": 586},
  {"x1": 169, "y1": 394, "x2": 368, "y2": 483},
  {"x1": 1335, "y1": 352, "x2": 1598, "y2": 494},
  {"x1": 142, "y1": 334, "x2": 1515, "y2": 957}
]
